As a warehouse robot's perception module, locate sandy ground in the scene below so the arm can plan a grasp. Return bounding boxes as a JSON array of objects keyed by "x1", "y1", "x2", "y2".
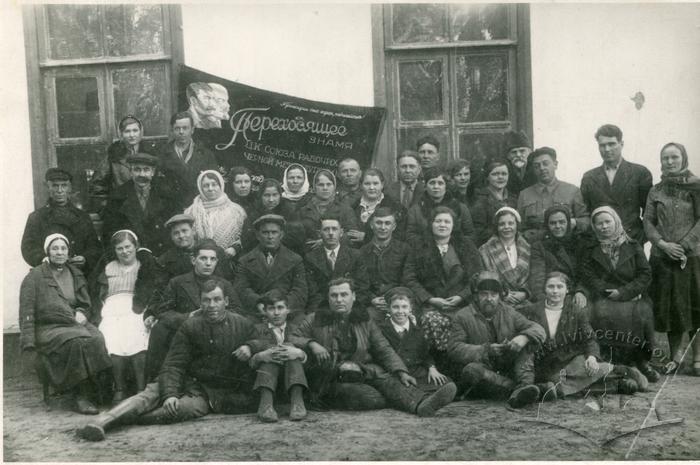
[{"x1": 3, "y1": 367, "x2": 699, "y2": 462}]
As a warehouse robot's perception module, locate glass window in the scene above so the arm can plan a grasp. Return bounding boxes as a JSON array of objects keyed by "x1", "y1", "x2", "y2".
[
  {"x1": 56, "y1": 77, "x2": 101, "y2": 138},
  {"x1": 398, "y1": 60, "x2": 445, "y2": 122},
  {"x1": 450, "y1": 4, "x2": 510, "y2": 41},
  {"x1": 104, "y1": 5, "x2": 165, "y2": 57},
  {"x1": 46, "y1": 5, "x2": 103, "y2": 60},
  {"x1": 391, "y1": 4, "x2": 448, "y2": 44},
  {"x1": 459, "y1": 131, "x2": 504, "y2": 175},
  {"x1": 112, "y1": 65, "x2": 169, "y2": 136},
  {"x1": 456, "y1": 54, "x2": 509, "y2": 123}
]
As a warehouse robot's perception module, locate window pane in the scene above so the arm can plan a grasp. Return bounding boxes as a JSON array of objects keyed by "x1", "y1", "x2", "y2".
[
  {"x1": 112, "y1": 65, "x2": 169, "y2": 136},
  {"x1": 56, "y1": 77, "x2": 101, "y2": 138},
  {"x1": 456, "y1": 54, "x2": 509, "y2": 123},
  {"x1": 396, "y1": 127, "x2": 450, "y2": 165},
  {"x1": 46, "y1": 5, "x2": 103, "y2": 59},
  {"x1": 451, "y1": 4, "x2": 510, "y2": 41},
  {"x1": 104, "y1": 5, "x2": 165, "y2": 56},
  {"x1": 392, "y1": 4, "x2": 448, "y2": 44},
  {"x1": 459, "y1": 131, "x2": 505, "y2": 182},
  {"x1": 398, "y1": 60, "x2": 444, "y2": 122}
]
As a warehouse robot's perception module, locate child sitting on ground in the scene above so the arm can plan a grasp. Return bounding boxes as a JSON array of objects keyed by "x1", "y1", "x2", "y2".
[
  {"x1": 247, "y1": 290, "x2": 308, "y2": 422},
  {"x1": 377, "y1": 286, "x2": 457, "y2": 406}
]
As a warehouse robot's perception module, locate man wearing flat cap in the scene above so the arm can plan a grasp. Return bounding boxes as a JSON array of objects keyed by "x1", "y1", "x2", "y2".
[
  {"x1": 101, "y1": 153, "x2": 183, "y2": 256},
  {"x1": 517, "y1": 147, "x2": 589, "y2": 243},
  {"x1": 448, "y1": 271, "x2": 546, "y2": 408},
  {"x1": 235, "y1": 214, "x2": 308, "y2": 323},
  {"x1": 502, "y1": 130, "x2": 537, "y2": 196},
  {"x1": 21, "y1": 168, "x2": 102, "y2": 275}
]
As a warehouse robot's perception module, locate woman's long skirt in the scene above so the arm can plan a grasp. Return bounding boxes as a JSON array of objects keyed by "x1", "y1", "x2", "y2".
[{"x1": 650, "y1": 254, "x2": 700, "y2": 333}]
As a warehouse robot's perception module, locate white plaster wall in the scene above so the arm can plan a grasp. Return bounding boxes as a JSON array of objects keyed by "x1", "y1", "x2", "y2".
[
  {"x1": 1, "y1": 4, "x2": 35, "y2": 331},
  {"x1": 530, "y1": 3, "x2": 700, "y2": 185},
  {"x1": 182, "y1": 3, "x2": 374, "y2": 106}
]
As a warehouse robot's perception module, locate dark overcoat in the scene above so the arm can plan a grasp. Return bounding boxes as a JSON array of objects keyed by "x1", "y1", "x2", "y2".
[
  {"x1": 358, "y1": 239, "x2": 410, "y2": 301},
  {"x1": 470, "y1": 187, "x2": 518, "y2": 246},
  {"x1": 101, "y1": 179, "x2": 182, "y2": 256},
  {"x1": 304, "y1": 244, "x2": 369, "y2": 312},
  {"x1": 528, "y1": 239, "x2": 587, "y2": 302},
  {"x1": 21, "y1": 201, "x2": 102, "y2": 275},
  {"x1": 402, "y1": 236, "x2": 483, "y2": 306},
  {"x1": 235, "y1": 245, "x2": 308, "y2": 318},
  {"x1": 158, "y1": 141, "x2": 218, "y2": 206},
  {"x1": 580, "y1": 159, "x2": 653, "y2": 243},
  {"x1": 385, "y1": 180, "x2": 425, "y2": 208},
  {"x1": 377, "y1": 319, "x2": 435, "y2": 378}
]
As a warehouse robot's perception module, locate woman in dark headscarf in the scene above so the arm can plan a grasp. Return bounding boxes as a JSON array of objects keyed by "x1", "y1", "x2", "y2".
[
  {"x1": 297, "y1": 169, "x2": 359, "y2": 250},
  {"x1": 644, "y1": 142, "x2": 700, "y2": 375},
  {"x1": 528, "y1": 205, "x2": 588, "y2": 308},
  {"x1": 580, "y1": 206, "x2": 659, "y2": 383},
  {"x1": 19, "y1": 234, "x2": 112, "y2": 414}
]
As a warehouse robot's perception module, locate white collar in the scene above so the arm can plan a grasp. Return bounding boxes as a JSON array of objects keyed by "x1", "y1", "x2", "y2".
[
  {"x1": 391, "y1": 319, "x2": 410, "y2": 333},
  {"x1": 268, "y1": 322, "x2": 287, "y2": 332}
]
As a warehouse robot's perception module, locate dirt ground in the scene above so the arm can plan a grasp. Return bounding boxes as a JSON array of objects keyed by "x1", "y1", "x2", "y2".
[{"x1": 3, "y1": 366, "x2": 700, "y2": 462}]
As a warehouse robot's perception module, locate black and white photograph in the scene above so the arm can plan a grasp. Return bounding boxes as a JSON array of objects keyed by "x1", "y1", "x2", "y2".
[{"x1": 2, "y1": 1, "x2": 700, "y2": 461}]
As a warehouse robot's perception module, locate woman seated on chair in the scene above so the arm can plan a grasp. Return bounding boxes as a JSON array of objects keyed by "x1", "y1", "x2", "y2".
[
  {"x1": 520, "y1": 272, "x2": 650, "y2": 400},
  {"x1": 579, "y1": 206, "x2": 660, "y2": 383},
  {"x1": 479, "y1": 207, "x2": 532, "y2": 309},
  {"x1": 91, "y1": 230, "x2": 164, "y2": 404},
  {"x1": 19, "y1": 234, "x2": 112, "y2": 414}
]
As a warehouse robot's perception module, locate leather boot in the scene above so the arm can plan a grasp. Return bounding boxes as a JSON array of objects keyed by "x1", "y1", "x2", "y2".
[
  {"x1": 508, "y1": 384, "x2": 540, "y2": 408},
  {"x1": 77, "y1": 396, "x2": 143, "y2": 441},
  {"x1": 461, "y1": 363, "x2": 514, "y2": 400}
]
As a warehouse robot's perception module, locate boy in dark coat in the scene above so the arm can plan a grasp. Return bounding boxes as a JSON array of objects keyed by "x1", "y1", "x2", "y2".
[
  {"x1": 78, "y1": 280, "x2": 256, "y2": 441},
  {"x1": 377, "y1": 287, "x2": 456, "y2": 398},
  {"x1": 247, "y1": 291, "x2": 308, "y2": 422}
]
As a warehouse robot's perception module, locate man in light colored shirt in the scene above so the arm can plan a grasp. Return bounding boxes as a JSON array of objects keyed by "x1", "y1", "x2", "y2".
[
  {"x1": 517, "y1": 147, "x2": 589, "y2": 243},
  {"x1": 580, "y1": 124, "x2": 653, "y2": 243}
]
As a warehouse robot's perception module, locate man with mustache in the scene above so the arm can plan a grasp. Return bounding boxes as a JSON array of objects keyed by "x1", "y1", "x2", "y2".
[
  {"x1": 101, "y1": 153, "x2": 181, "y2": 256},
  {"x1": 502, "y1": 130, "x2": 537, "y2": 196},
  {"x1": 78, "y1": 280, "x2": 256, "y2": 441},
  {"x1": 448, "y1": 271, "x2": 546, "y2": 408}
]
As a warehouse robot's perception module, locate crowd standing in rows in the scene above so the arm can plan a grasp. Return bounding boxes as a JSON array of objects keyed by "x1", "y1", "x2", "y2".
[{"x1": 18, "y1": 113, "x2": 700, "y2": 442}]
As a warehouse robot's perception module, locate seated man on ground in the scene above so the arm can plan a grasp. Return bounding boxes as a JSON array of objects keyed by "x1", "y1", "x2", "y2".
[
  {"x1": 78, "y1": 280, "x2": 256, "y2": 441},
  {"x1": 144, "y1": 239, "x2": 242, "y2": 381},
  {"x1": 448, "y1": 271, "x2": 546, "y2": 408},
  {"x1": 377, "y1": 287, "x2": 457, "y2": 400},
  {"x1": 247, "y1": 291, "x2": 309, "y2": 423},
  {"x1": 290, "y1": 278, "x2": 455, "y2": 417}
]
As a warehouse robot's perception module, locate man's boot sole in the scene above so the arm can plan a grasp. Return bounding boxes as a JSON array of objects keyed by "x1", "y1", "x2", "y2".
[
  {"x1": 78, "y1": 424, "x2": 105, "y2": 442},
  {"x1": 508, "y1": 385, "x2": 540, "y2": 408}
]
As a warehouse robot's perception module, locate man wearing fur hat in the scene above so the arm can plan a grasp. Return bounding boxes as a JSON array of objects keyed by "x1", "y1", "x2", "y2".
[
  {"x1": 502, "y1": 130, "x2": 537, "y2": 195},
  {"x1": 448, "y1": 271, "x2": 546, "y2": 408}
]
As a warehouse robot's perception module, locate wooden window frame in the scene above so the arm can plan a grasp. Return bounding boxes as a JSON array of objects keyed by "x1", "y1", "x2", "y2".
[
  {"x1": 22, "y1": 4, "x2": 184, "y2": 207},
  {"x1": 371, "y1": 4, "x2": 532, "y2": 179}
]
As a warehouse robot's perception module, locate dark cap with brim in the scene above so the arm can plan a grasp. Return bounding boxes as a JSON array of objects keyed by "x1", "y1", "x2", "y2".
[
  {"x1": 253, "y1": 214, "x2": 286, "y2": 230},
  {"x1": 164, "y1": 213, "x2": 195, "y2": 229},
  {"x1": 45, "y1": 168, "x2": 73, "y2": 182},
  {"x1": 126, "y1": 153, "x2": 159, "y2": 167}
]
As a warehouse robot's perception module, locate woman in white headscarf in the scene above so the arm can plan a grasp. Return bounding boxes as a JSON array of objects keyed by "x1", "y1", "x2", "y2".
[
  {"x1": 281, "y1": 163, "x2": 310, "y2": 208},
  {"x1": 186, "y1": 169, "x2": 247, "y2": 258},
  {"x1": 580, "y1": 206, "x2": 659, "y2": 383}
]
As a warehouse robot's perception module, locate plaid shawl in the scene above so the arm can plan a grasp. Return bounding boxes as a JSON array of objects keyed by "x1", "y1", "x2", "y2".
[{"x1": 479, "y1": 235, "x2": 531, "y2": 292}]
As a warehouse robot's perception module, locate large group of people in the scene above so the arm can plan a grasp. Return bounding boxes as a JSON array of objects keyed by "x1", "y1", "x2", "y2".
[{"x1": 18, "y1": 114, "x2": 699, "y2": 442}]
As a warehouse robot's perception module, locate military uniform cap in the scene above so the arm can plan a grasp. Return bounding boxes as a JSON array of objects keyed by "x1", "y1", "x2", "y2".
[
  {"x1": 253, "y1": 214, "x2": 286, "y2": 230},
  {"x1": 45, "y1": 168, "x2": 73, "y2": 182}
]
